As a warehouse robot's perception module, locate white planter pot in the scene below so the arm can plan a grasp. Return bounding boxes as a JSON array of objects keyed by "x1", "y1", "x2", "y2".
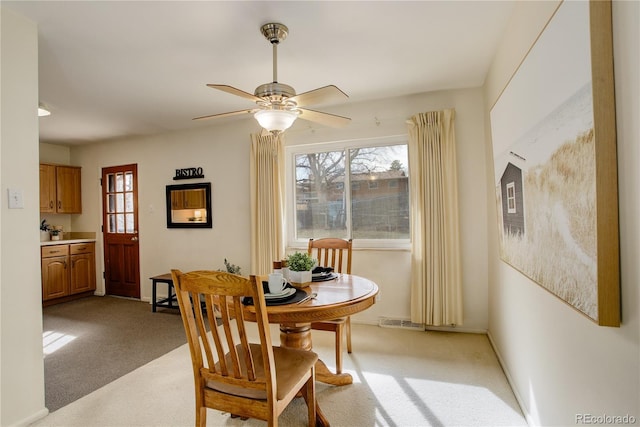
[
  {"x1": 40, "y1": 231, "x2": 51, "y2": 242},
  {"x1": 288, "y1": 270, "x2": 312, "y2": 285}
]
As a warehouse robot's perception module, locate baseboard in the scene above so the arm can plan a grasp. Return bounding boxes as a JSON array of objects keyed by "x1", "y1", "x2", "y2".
[
  {"x1": 12, "y1": 407, "x2": 48, "y2": 427},
  {"x1": 353, "y1": 319, "x2": 487, "y2": 334},
  {"x1": 487, "y1": 331, "x2": 532, "y2": 426},
  {"x1": 425, "y1": 325, "x2": 488, "y2": 334}
]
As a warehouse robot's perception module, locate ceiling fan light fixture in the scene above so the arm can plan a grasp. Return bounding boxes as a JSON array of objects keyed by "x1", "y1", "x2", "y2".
[{"x1": 254, "y1": 109, "x2": 297, "y2": 133}]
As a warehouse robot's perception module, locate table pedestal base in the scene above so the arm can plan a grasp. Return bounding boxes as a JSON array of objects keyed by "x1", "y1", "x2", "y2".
[{"x1": 280, "y1": 322, "x2": 353, "y2": 427}]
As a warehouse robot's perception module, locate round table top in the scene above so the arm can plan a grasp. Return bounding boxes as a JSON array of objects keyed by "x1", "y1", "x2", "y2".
[{"x1": 243, "y1": 273, "x2": 379, "y2": 324}]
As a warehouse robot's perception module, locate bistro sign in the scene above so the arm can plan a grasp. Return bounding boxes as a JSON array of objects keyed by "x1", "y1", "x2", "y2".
[{"x1": 173, "y1": 167, "x2": 204, "y2": 180}]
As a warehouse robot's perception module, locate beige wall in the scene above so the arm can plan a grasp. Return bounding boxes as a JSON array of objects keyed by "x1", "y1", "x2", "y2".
[
  {"x1": 69, "y1": 87, "x2": 490, "y2": 331},
  {"x1": 484, "y1": 1, "x2": 639, "y2": 425},
  {"x1": 0, "y1": 8, "x2": 47, "y2": 426}
]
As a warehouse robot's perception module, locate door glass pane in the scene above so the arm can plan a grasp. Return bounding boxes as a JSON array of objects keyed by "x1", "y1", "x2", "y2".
[
  {"x1": 294, "y1": 151, "x2": 347, "y2": 239},
  {"x1": 125, "y1": 193, "x2": 133, "y2": 212},
  {"x1": 125, "y1": 214, "x2": 134, "y2": 233},
  {"x1": 115, "y1": 173, "x2": 124, "y2": 192},
  {"x1": 108, "y1": 214, "x2": 116, "y2": 233},
  {"x1": 350, "y1": 145, "x2": 409, "y2": 239},
  {"x1": 107, "y1": 174, "x2": 115, "y2": 192},
  {"x1": 107, "y1": 194, "x2": 116, "y2": 213},
  {"x1": 125, "y1": 172, "x2": 133, "y2": 191},
  {"x1": 116, "y1": 194, "x2": 124, "y2": 213},
  {"x1": 116, "y1": 214, "x2": 125, "y2": 233}
]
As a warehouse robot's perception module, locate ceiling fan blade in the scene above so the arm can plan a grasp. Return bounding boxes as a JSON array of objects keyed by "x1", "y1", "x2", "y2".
[
  {"x1": 288, "y1": 85, "x2": 348, "y2": 107},
  {"x1": 206, "y1": 84, "x2": 263, "y2": 103},
  {"x1": 192, "y1": 109, "x2": 255, "y2": 121},
  {"x1": 297, "y1": 108, "x2": 351, "y2": 128}
]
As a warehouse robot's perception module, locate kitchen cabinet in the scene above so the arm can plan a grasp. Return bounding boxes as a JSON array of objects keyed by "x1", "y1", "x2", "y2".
[
  {"x1": 40, "y1": 164, "x2": 82, "y2": 213},
  {"x1": 170, "y1": 188, "x2": 206, "y2": 209},
  {"x1": 42, "y1": 242, "x2": 95, "y2": 305}
]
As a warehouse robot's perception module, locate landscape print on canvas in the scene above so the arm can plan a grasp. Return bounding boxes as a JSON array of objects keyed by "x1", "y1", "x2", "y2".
[
  {"x1": 490, "y1": 1, "x2": 600, "y2": 321},
  {"x1": 493, "y1": 83, "x2": 596, "y2": 319}
]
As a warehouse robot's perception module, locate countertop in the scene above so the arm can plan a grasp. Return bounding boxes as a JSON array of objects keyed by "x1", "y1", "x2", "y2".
[{"x1": 41, "y1": 239, "x2": 96, "y2": 246}]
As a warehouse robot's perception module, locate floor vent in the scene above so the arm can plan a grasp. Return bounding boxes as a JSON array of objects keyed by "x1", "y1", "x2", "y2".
[{"x1": 378, "y1": 317, "x2": 425, "y2": 331}]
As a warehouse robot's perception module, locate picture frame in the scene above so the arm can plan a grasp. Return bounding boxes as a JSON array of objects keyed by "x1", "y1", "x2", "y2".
[
  {"x1": 489, "y1": 0, "x2": 619, "y2": 326},
  {"x1": 166, "y1": 182, "x2": 212, "y2": 229}
]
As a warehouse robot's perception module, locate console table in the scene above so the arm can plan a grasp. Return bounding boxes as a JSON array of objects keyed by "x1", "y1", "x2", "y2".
[{"x1": 150, "y1": 273, "x2": 177, "y2": 312}]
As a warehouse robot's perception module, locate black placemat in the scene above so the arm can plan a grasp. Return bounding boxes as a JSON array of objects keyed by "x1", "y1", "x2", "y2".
[
  {"x1": 242, "y1": 283, "x2": 309, "y2": 306},
  {"x1": 312, "y1": 273, "x2": 338, "y2": 282}
]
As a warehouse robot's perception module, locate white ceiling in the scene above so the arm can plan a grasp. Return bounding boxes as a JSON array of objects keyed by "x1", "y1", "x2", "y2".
[{"x1": 3, "y1": 1, "x2": 515, "y2": 145}]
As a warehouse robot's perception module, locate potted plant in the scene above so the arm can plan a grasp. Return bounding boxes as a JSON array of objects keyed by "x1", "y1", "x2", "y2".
[
  {"x1": 286, "y1": 252, "x2": 315, "y2": 285},
  {"x1": 40, "y1": 220, "x2": 51, "y2": 242}
]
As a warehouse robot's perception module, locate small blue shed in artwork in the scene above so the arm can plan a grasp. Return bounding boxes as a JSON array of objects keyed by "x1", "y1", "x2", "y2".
[{"x1": 499, "y1": 161, "x2": 525, "y2": 236}]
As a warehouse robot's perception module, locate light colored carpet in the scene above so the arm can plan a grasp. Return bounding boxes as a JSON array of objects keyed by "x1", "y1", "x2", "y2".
[{"x1": 31, "y1": 324, "x2": 526, "y2": 427}]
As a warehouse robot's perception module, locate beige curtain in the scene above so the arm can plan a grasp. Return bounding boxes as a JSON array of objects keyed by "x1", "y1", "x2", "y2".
[
  {"x1": 249, "y1": 132, "x2": 285, "y2": 275},
  {"x1": 407, "y1": 109, "x2": 463, "y2": 326}
]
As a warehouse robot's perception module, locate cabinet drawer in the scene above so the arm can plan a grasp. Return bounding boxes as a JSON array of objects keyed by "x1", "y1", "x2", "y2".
[
  {"x1": 70, "y1": 243, "x2": 94, "y2": 255},
  {"x1": 42, "y1": 245, "x2": 69, "y2": 258}
]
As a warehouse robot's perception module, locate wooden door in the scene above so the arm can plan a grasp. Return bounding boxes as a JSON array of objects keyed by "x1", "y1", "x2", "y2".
[{"x1": 102, "y1": 164, "x2": 140, "y2": 298}]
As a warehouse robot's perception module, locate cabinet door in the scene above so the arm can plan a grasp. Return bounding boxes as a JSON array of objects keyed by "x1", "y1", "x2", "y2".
[
  {"x1": 56, "y1": 166, "x2": 82, "y2": 213},
  {"x1": 182, "y1": 188, "x2": 206, "y2": 209},
  {"x1": 39, "y1": 164, "x2": 56, "y2": 213},
  {"x1": 70, "y1": 252, "x2": 95, "y2": 294},
  {"x1": 42, "y1": 255, "x2": 69, "y2": 300}
]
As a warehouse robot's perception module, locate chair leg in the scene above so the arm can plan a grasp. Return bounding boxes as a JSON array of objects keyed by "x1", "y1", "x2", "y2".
[
  {"x1": 196, "y1": 405, "x2": 206, "y2": 427},
  {"x1": 346, "y1": 316, "x2": 352, "y2": 354},
  {"x1": 302, "y1": 369, "x2": 317, "y2": 427},
  {"x1": 335, "y1": 323, "x2": 343, "y2": 374}
]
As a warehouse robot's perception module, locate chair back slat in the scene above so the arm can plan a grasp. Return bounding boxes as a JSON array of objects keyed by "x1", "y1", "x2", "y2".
[{"x1": 308, "y1": 238, "x2": 353, "y2": 274}]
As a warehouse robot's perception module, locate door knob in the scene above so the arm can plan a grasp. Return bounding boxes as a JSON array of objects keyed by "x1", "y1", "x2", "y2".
[{"x1": 131, "y1": 236, "x2": 138, "y2": 241}]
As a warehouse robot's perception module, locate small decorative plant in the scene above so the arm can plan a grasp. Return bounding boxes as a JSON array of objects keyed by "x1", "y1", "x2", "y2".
[
  {"x1": 286, "y1": 252, "x2": 315, "y2": 271},
  {"x1": 222, "y1": 258, "x2": 241, "y2": 275},
  {"x1": 40, "y1": 219, "x2": 50, "y2": 231}
]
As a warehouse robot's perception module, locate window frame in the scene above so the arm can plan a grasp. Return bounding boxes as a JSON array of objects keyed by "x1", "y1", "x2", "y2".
[{"x1": 285, "y1": 135, "x2": 410, "y2": 250}]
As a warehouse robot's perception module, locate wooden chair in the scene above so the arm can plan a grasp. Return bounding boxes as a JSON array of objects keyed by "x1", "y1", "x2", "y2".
[
  {"x1": 171, "y1": 269, "x2": 317, "y2": 427},
  {"x1": 307, "y1": 238, "x2": 353, "y2": 375}
]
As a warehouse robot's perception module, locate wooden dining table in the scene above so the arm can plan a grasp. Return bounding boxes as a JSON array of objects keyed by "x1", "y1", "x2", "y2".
[{"x1": 242, "y1": 273, "x2": 379, "y2": 427}]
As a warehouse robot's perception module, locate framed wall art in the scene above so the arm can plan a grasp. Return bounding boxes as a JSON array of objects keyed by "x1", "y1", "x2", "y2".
[{"x1": 489, "y1": 0, "x2": 619, "y2": 326}]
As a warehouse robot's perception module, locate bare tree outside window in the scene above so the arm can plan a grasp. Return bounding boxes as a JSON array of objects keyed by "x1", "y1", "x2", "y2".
[{"x1": 294, "y1": 144, "x2": 409, "y2": 240}]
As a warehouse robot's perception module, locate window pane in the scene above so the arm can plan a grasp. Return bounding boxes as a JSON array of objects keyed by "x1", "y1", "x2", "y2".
[
  {"x1": 350, "y1": 145, "x2": 409, "y2": 239},
  {"x1": 295, "y1": 151, "x2": 347, "y2": 239}
]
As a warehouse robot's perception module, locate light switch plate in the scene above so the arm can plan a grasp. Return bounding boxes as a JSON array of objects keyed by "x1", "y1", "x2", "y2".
[{"x1": 7, "y1": 188, "x2": 24, "y2": 209}]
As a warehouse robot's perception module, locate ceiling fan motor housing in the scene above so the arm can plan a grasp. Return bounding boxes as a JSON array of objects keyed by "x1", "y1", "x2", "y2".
[{"x1": 254, "y1": 82, "x2": 297, "y2": 104}]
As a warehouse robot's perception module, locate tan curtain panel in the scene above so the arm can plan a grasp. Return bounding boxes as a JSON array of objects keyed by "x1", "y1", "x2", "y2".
[
  {"x1": 407, "y1": 109, "x2": 463, "y2": 326},
  {"x1": 249, "y1": 132, "x2": 285, "y2": 275}
]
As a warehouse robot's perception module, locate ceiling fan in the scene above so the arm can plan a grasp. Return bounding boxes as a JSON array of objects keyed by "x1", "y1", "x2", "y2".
[{"x1": 193, "y1": 23, "x2": 351, "y2": 134}]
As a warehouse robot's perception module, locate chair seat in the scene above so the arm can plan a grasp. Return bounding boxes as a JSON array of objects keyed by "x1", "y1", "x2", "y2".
[{"x1": 207, "y1": 344, "x2": 318, "y2": 401}]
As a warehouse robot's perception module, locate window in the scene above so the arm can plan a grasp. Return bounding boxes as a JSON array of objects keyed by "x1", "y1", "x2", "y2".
[
  {"x1": 507, "y1": 182, "x2": 516, "y2": 213},
  {"x1": 287, "y1": 136, "x2": 409, "y2": 248}
]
